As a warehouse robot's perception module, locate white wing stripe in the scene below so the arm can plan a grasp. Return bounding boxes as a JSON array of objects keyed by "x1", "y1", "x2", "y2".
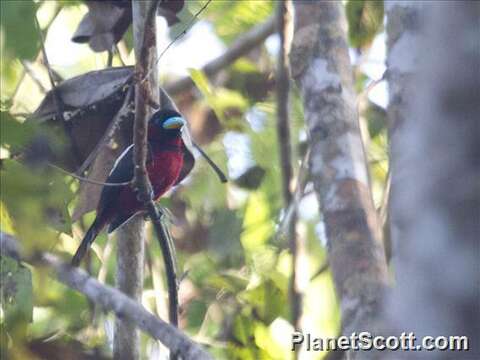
[{"x1": 109, "y1": 144, "x2": 133, "y2": 176}]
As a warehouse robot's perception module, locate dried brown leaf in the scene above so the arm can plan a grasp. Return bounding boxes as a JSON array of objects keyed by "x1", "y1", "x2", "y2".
[
  {"x1": 72, "y1": 136, "x2": 126, "y2": 221},
  {"x1": 72, "y1": 1, "x2": 132, "y2": 52}
]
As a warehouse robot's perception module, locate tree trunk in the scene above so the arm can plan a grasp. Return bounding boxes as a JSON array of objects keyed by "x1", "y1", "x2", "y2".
[
  {"x1": 290, "y1": 1, "x2": 389, "y2": 358},
  {"x1": 114, "y1": 216, "x2": 145, "y2": 359},
  {"x1": 384, "y1": 2, "x2": 480, "y2": 358}
]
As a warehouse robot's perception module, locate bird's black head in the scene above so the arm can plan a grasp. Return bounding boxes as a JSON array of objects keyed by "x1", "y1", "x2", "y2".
[{"x1": 149, "y1": 109, "x2": 186, "y2": 138}]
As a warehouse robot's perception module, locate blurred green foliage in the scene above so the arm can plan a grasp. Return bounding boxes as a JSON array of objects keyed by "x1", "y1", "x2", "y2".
[
  {"x1": 0, "y1": 0, "x2": 388, "y2": 359},
  {"x1": 206, "y1": 0, "x2": 274, "y2": 44},
  {"x1": 1, "y1": 256, "x2": 33, "y2": 344},
  {"x1": 0, "y1": 1, "x2": 39, "y2": 60},
  {"x1": 346, "y1": 0, "x2": 384, "y2": 49}
]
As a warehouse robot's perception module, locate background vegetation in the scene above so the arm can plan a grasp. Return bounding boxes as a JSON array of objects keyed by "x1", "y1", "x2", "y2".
[{"x1": 1, "y1": 0, "x2": 441, "y2": 359}]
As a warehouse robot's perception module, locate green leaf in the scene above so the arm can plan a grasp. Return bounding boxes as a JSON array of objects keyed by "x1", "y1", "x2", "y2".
[
  {"x1": 346, "y1": 0, "x2": 384, "y2": 49},
  {"x1": 233, "y1": 313, "x2": 254, "y2": 345},
  {"x1": 207, "y1": 1, "x2": 273, "y2": 44},
  {"x1": 186, "y1": 299, "x2": 208, "y2": 331},
  {"x1": 0, "y1": 0, "x2": 39, "y2": 60},
  {"x1": 0, "y1": 112, "x2": 37, "y2": 152},
  {"x1": 240, "y1": 279, "x2": 287, "y2": 324},
  {"x1": 1, "y1": 159, "x2": 74, "y2": 247},
  {"x1": 208, "y1": 209, "x2": 244, "y2": 266},
  {"x1": 0, "y1": 201, "x2": 15, "y2": 235},
  {"x1": 241, "y1": 192, "x2": 274, "y2": 253},
  {"x1": 189, "y1": 68, "x2": 213, "y2": 98},
  {"x1": 189, "y1": 68, "x2": 248, "y2": 128},
  {"x1": 254, "y1": 322, "x2": 284, "y2": 360},
  {"x1": 57, "y1": 0, "x2": 83, "y2": 7},
  {"x1": 213, "y1": 88, "x2": 248, "y2": 114},
  {"x1": 208, "y1": 270, "x2": 249, "y2": 294},
  {"x1": 0, "y1": 256, "x2": 33, "y2": 334}
]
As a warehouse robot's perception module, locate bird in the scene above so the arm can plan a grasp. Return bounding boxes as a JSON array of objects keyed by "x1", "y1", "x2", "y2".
[{"x1": 71, "y1": 109, "x2": 186, "y2": 266}]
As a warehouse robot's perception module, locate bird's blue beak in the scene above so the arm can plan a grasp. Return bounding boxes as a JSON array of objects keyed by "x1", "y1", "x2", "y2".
[{"x1": 162, "y1": 116, "x2": 185, "y2": 130}]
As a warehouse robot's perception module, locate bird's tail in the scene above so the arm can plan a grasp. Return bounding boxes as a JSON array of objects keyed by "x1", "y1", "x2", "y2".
[{"x1": 71, "y1": 218, "x2": 102, "y2": 267}]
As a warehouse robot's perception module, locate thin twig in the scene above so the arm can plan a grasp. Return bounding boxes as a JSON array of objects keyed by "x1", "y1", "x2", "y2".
[
  {"x1": 275, "y1": 0, "x2": 302, "y2": 337},
  {"x1": 0, "y1": 232, "x2": 211, "y2": 360},
  {"x1": 20, "y1": 60, "x2": 48, "y2": 93},
  {"x1": 11, "y1": 3, "x2": 62, "y2": 103},
  {"x1": 115, "y1": 43, "x2": 127, "y2": 66},
  {"x1": 379, "y1": 170, "x2": 391, "y2": 227},
  {"x1": 10, "y1": 112, "x2": 31, "y2": 118},
  {"x1": 131, "y1": 3, "x2": 180, "y2": 351},
  {"x1": 97, "y1": 234, "x2": 115, "y2": 284},
  {"x1": 310, "y1": 260, "x2": 329, "y2": 281},
  {"x1": 34, "y1": 16, "x2": 82, "y2": 165},
  {"x1": 146, "y1": 246, "x2": 168, "y2": 319},
  {"x1": 48, "y1": 163, "x2": 131, "y2": 187},
  {"x1": 139, "y1": 0, "x2": 213, "y2": 86},
  {"x1": 356, "y1": 70, "x2": 387, "y2": 106},
  {"x1": 112, "y1": 3, "x2": 160, "y2": 358},
  {"x1": 107, "y1": 48, "x2": 114, "y2": 67},
  {"x1": 276, "y1": 149, "x2": 310, "y2": 239}
]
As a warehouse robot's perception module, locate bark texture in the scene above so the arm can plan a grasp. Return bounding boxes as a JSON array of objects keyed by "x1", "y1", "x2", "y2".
[
  {"x1": 290, "y1": 1, "x2": 389, "y2": 356},
  {"x1": 385, "y1": 2, "x2": 480, "y2": 358},
  {"x1": 113, "y1": 216, "x2": 145, "y2": 359}
]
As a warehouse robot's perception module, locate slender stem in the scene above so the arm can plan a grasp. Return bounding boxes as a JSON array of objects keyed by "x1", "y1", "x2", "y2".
[
  {"x1": 20, "y1": 60, "x2": 48, "y2": 93},
  {"x1": 275, "y1": 0, "x2": 302, "y2": 338},
  {"x1": 130, "y1": 2, "x2": 180, "y2": 359},
  {"x1": 113, "y1": 2, "x2": 158, "y2": 359},
  {"x1": 139, "y1": 0, "x2": 213, "y2": 87},
  {"x1": 48, "y1": 162, "x2": 131, "y2": 186},
  {"x1": 34, "y1": 15, "x2": 82, "y2": 166}
]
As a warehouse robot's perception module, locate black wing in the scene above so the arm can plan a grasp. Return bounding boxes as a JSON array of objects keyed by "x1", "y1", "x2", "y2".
[{"x1": 97, "y1": 144, "x2": 134, "y2": 215}]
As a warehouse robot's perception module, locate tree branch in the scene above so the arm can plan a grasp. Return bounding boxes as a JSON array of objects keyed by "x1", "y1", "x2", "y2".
[
  {"x1": 0, "y1": 232, "x2": 211, "y2": 360},
  {"x1": 20, "y1": 60, "x2": 48, "y2": 93},
  {"x1": 165, "y1": 16, "x2": 276, "y2": 96},
  {"x1": 131, "y1": 0, "x2": 179, "y2": 341},
  {"x1": 34, "y1": 16, "x2": 82, "y2": 166},
  {"x1": 290, "y1": 2, "x2": 389, "y2": 358},
  {"x1": 11, "y1": 3, "x2": 62, "y2": 103},
  {"x1": 275, "y1": 0, "x2": 302, "y2": 337},
  {"x1": 113, "y1": 2, "x2": 158, "y2": 358}
]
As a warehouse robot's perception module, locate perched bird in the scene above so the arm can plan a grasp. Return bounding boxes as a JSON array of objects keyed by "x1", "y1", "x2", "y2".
[{"x1": 71, "y1": 109, "x2": 186, "y2": 266}]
